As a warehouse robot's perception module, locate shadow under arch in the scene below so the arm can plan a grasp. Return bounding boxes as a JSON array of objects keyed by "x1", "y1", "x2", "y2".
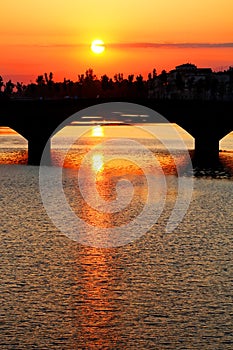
[{"x1": 0, "y1": 126, "x2": 28, "y2": 164}]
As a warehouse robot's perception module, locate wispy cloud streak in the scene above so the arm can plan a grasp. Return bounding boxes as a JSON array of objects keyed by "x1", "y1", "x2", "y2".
[
  {"x1": 12, "y1": 42, "x2": 233, "y2": 49},
  {"x1": 107, "y1": 42, "x2": 233, "y2": 49}
]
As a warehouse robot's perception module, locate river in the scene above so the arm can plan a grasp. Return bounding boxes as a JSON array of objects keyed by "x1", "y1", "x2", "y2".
[{"x1": 0, "y1": 125, "x2": 233, "y2": 349}]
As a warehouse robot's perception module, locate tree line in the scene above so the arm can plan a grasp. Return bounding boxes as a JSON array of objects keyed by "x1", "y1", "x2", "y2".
[{"x1": 0, "y1": 66, "x2": 233, "y2": 100}]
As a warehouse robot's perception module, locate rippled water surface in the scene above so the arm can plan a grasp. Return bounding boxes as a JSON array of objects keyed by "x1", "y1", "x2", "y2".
[{"x1": 0, "y1": 129, "x2": 233, "y2": 349}]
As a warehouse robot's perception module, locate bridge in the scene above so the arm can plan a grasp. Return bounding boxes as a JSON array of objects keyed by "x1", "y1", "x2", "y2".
[{"x1": 0, "y1": 98, "x2": 232, "y2": 165}]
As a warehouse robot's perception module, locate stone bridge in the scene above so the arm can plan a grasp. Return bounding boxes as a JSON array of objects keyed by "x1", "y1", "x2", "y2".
[{"x1": 0, "y1": 98, "x2": 232, "y2": 165}]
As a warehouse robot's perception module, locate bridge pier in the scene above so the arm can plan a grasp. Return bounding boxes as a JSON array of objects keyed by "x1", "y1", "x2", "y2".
[
  {"x1": 28, "y1": 137, "x2": 51, "y2": 165},
  {"x1": 194, "y1": 135, "x2": 219, "y2": 165}
]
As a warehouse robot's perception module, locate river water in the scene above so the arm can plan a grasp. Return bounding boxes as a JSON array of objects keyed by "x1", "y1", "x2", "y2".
[{"x1": 0, "y1": 126, "x2": 233, "y2": 349}]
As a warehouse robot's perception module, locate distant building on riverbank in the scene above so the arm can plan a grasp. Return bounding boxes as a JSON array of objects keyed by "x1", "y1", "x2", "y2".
[{"x1": 148, "y1": 63, "x2": 233, "y2": 100}]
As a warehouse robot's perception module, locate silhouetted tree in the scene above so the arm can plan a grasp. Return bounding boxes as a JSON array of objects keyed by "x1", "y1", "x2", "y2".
[
  {"x1": 0, "y1": 76, "x2": 4, "y2": 92},
  {"x1": 108, "y1": 78, "x2": 114, "y2": 89},
  {"x1": 153, "y1": 68, "x2": 157, "y2": 79},
  {"x1": 49, "y1": 72, "x2": 53, "y2": 82},
  {"x1": 135, "y1": 74, "x2": 145, "y2": 97},
  {"x1": 127, "y1": 74, "x2": 134, "y2": 85},
  {"x1": 36, "y1": 75, "x2": 45, "y2": 86},
  {"x1": 148, "y1": 68, "x2": 157, "y2": 81},
  {"x1": 16, "y1": 82, "x2": 23, "y2": 94},
  {"x1": 49, "y1": 73, "x2": 54, "y2": 93},
  {"x1": 44, "y1": 72, "x2": 54, "y2": 87},
  {"x1": 24, "y1": 83, "x2": 37, "y2": 97},
  {"x1": 159, "y1": 70, "x2": 168, "y2": 85},
  {"x1": 85, "y1": 68, "x2": 96, "y2": 82},
  {"x1": 78, "y1": 74, "x2": 85, "y2": 83},
  {"x1": 101, "y1": 74, "x2": 110, "y2": 90},
  {"x1": 62, "y1": 78, "x2": 68, "y2": 93},
  {"x1": 4, "y1": 80, "x2": 15, "y2": 95},
  {"x1": 44, "y1": 73, "x2": 48, "y2": 85},
  {"x1": 114, "y1": 73, "x2": 124, "y2": 84}
]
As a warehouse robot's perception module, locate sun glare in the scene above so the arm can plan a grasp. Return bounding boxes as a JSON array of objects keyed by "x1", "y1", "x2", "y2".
[
  {"x1": 91, "y1": 153, "x2": 104, "y2": 173},
  {"x1": 91, "y1": 125, "x2": 104, "y2": 137},
  {"x1": 91, "y1": 39, "x2": 105, "y2": 54}
]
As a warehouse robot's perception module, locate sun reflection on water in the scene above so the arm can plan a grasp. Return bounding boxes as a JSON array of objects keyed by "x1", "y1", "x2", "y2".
[
  {"x1": 91, "y1": 153, "x2": 104, "y2": 173},
  {"x1": 91, "y1": 125, "x2": 104, "y2": 137},
  {"x1": 71, "y1": 248, "x2": 121, "y2": 348}
]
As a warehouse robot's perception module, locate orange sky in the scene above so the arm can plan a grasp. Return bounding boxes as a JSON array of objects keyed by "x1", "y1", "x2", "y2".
[{"x1": 1, "y1": 0, "x2": 233, "y2": 82}]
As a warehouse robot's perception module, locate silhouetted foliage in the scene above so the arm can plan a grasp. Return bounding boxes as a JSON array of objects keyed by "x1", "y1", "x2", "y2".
[
  {"x1": 36, "y1": 75, "x2": 45, "y2": 86},
  {"x1": 159, "y1": 70, "x2": 168, "y2": 85},
  {"x1": 0, "y1": 76, "x2": 4, "y2": 92},
  {"x1": 101, "y1": 74, "x2": 110, "y2": 90},
  {"x1": 1, "y1": 64, "x2": 232, "y2": 100},
  {"x1": 4, "y1": 80, "x2": 15, "y2": 95},
  {"x1": 85, "y1": 68, "x2": 96, "y2": 82}
]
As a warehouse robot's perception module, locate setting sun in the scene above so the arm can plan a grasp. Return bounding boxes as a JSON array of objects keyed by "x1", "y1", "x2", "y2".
[{"x1": 91, "y1": 39, "x2": 105, "y2": 54}]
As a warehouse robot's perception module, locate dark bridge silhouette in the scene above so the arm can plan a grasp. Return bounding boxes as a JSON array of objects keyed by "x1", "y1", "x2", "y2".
[{"x1": 0, "y1": 98, "x2": 232, "y2": 165}]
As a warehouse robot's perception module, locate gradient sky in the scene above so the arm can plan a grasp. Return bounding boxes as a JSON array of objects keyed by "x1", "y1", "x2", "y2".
[{"x1": 1, "y1": 0, "x2": 233, "y2": 82}]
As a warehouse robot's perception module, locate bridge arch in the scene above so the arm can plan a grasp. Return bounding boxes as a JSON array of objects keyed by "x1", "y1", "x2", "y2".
[
  {"x1": 39, "y1": 102, "x2": 196, "y2": 171},
  {"x1": 220, "y1": 130, "x2": 233, "y2": 151},
  {"x1": 0, "y1": 126, "x2": 28, "y2": 164}
]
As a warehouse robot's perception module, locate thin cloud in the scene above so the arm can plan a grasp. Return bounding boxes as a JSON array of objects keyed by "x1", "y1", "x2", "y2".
[
  {"x1": 107, "y1": 42, "x2": 233, "y2": 49},
  {"x1": 12, "y1": 42, "x2": 233, "y2": 49}
]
